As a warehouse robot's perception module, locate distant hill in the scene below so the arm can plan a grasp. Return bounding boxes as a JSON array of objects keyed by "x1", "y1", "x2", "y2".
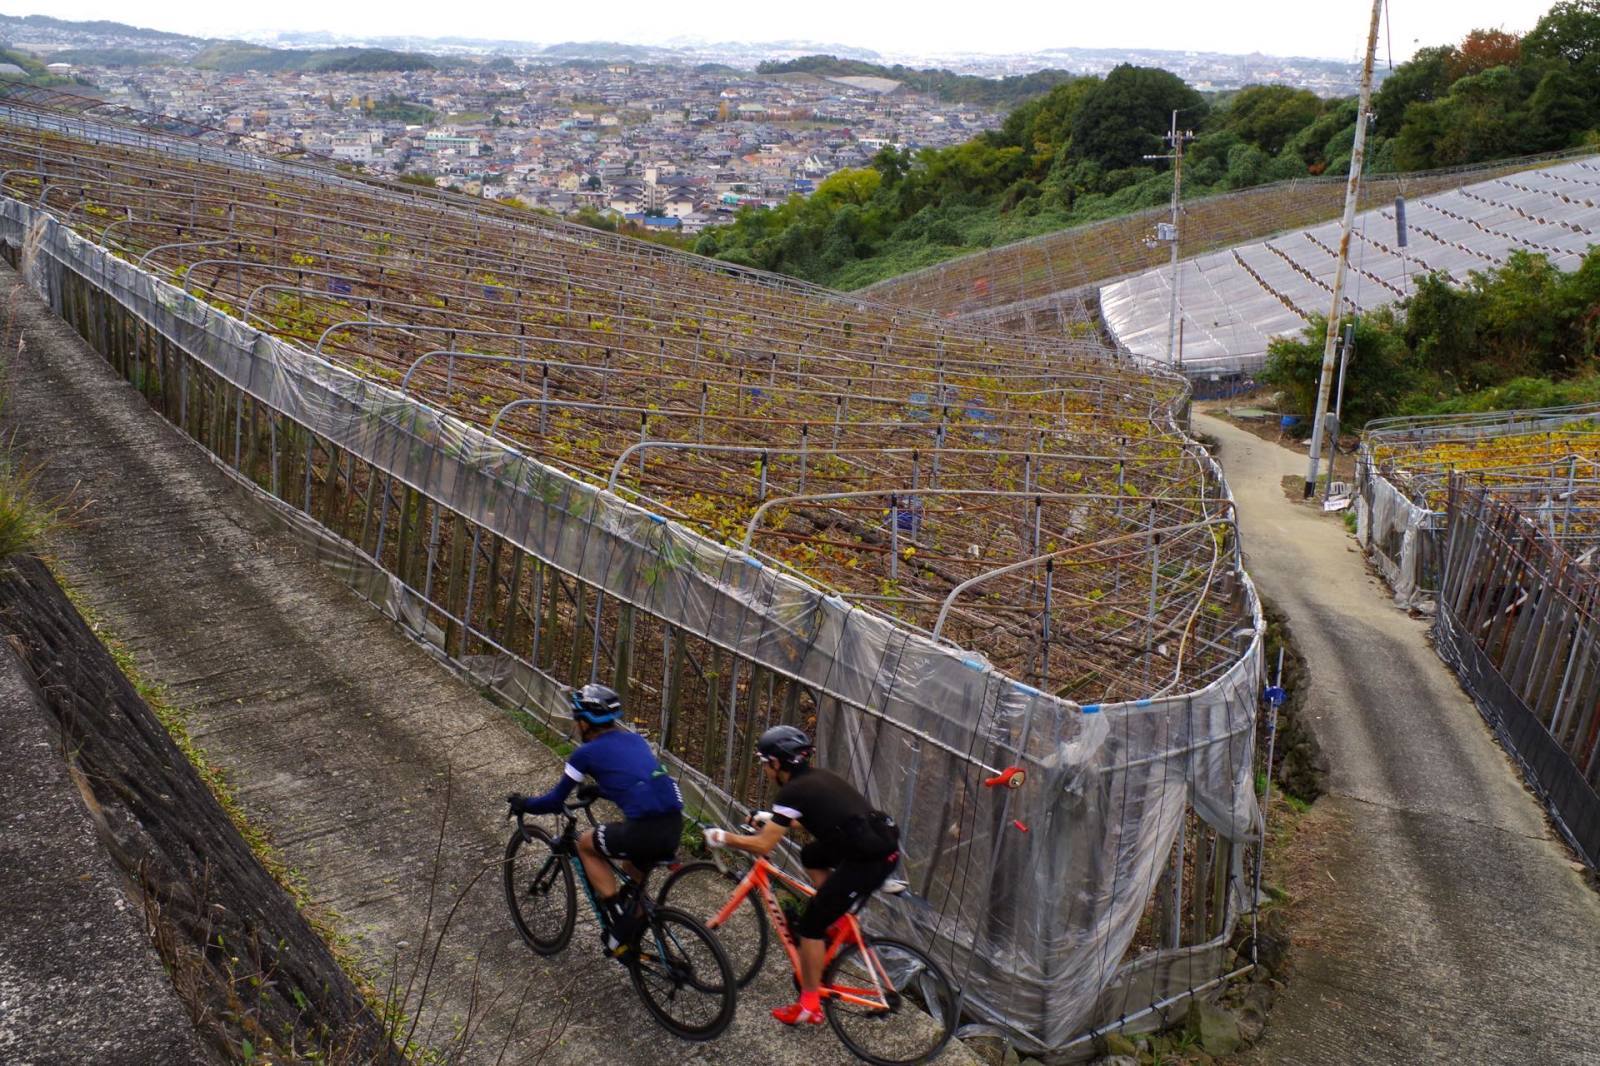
[
  {"x1": 188, "y1": 43, "x2": 435, "y2": 73},
  {"x1": 757, "y1": 56, "x2": 1080, "y2": 107},
  {"x1": 0, "y1": 14, "x2": 437, "y2": 73},
  {"x1": 4, "y1": 13, "x2": 195, "y2": 45},
  {"x1": 48, "y1": 48, "x2": 165, "y2": 67}
]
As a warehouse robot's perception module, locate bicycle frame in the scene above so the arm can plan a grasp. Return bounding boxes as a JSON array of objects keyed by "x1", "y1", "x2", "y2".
[
  {"x1": 517, "y1": 802, "x2": 639, "y2": 931},
  {"x1": 707, "y1": 855, "x2": 893, "y2": 1011}
]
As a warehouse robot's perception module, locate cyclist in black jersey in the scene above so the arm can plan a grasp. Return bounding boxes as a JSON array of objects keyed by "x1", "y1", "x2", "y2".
[{"x1": 705, "y1": 725, "x2": 899, "y2": 1026}]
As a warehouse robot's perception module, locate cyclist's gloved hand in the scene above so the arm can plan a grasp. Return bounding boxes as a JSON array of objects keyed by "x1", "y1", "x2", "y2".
[
  {"x1": 704, "y1": 827, "x2": 729, "y2": 848},
  {"x1": 752, "y1": 810, "x2": 773, "y2": 827},
  {"x1": 506, "y1": 792, "x2": 528, "y2": 814}
]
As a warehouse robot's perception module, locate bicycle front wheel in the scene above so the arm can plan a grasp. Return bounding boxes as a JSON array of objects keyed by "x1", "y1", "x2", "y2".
[
  {"x1": 503, "y1": 825, "x2": 576, "y2": 956},
  {"x1": 656, "y1": 860, "x2": 769, "y2": 986},
  {"x1": 628, "y1": 905, "x2": 737, "y2": 1041},
  {"x1": 823, "y1": 937, "x2": 957, "y2": 1066}
]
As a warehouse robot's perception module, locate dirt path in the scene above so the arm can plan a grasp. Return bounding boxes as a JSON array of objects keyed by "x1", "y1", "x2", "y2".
[
  {"x1": 1195, "y1": 412, "x2": 1600, "y2": 1064},
  {"x1": 1, "y1": 274, "x2": 973, "y2": 1065}
]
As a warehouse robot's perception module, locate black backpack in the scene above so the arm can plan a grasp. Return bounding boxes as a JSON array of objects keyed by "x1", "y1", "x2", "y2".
[{"x1": 840, "y1": 809, "x2": 900, "y2": 861}]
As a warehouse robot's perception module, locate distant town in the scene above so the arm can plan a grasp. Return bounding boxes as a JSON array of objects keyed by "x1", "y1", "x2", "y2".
[{"x1": 4, "y1": 13, "x2": 1379, "y2": 234}]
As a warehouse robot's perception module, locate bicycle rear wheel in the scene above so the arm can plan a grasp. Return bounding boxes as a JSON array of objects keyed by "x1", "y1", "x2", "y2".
[
  {"x1": 627, "y1": 905, "x2": 737, "y2": 1041},
  {"x1": 823, "y1": 937, "x2": 957, "y2": 1066},
  {"x1": 503, "y1": 825, "x2": 576, "y2": 955},
  {"x1": 656, "y1": 860, "x2": 769, "y2": 986}
]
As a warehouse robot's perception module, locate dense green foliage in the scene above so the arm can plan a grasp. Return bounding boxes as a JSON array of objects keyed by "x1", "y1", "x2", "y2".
[
  {"x1": 758, "y1": 55, "x2": 1080, "y2": 107},
  {"x1": 49, "y1": 48, "x2": 165, "y2": 67},
  {"x1": 700, "y1": 3, "x2": 1600, "y2": 290},
  {"x1": 0, "y1": 46, "x2": 73, "y2": 87},
  {"x1": 366, "y1": 94, "x2": 436, "y2": 123},
  {"x1": 191, "y1": 43, "x2": 435, "y2": 73},
  {"x1": 1261, "y1": 247, "x2": 1600, "y2": 424}
]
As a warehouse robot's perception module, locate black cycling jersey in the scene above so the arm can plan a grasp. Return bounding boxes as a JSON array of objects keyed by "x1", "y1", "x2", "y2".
[{"x1": 770, "y1": 766, "x2": 871, "y2": 849}]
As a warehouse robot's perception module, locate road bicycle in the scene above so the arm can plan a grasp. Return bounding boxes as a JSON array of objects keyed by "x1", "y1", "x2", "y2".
[
  {"x1": 657, "y1": 824, "x2": 958, "y2": 1065},
  {"x1": 503, "y1": 787, "x2": 736, "y2": 1041}
]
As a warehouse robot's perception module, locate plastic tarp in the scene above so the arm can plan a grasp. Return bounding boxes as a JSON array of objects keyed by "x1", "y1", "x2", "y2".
[
  {"x1": 1100, "y1": 157, "x2": 1600, "y2": 376},
  {"x1": 7, "y1": 194, "x2": 1265, "y2": 1055},
  {"x1": 1355, "y1": 453, "x2": 1439, "y2": 610}
]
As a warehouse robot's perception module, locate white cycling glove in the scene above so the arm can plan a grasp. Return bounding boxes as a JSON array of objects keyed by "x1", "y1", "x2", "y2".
[{"x1": 704, "y1": 827, "x2": 730, "y2": 848}]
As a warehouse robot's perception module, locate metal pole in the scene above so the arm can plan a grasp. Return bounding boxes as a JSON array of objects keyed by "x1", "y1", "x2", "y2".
[
  {"x1": 889, "y1": 494, "x2": 900, "y2": 581},
  {"x1": 1167, "y1": 112, "x2": 1185, "y2": 371},
  {"x1": 1306, "y1": 0, "x2": 1384, "y2": 497}
]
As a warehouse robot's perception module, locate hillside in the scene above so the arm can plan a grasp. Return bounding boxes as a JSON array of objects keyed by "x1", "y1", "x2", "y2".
[
  {"x1": 0, "y1": 14, "x2": 441, "y2": 73},
  {"x1": 700, "y1": 4, "x2": 1600, "y2": 290},
  {"x1": 190, "y1": 42, "x2": 436, "y2": 73},
  {"x1": 757, "y1": 55, "x2": 1081, "y2": 107}
]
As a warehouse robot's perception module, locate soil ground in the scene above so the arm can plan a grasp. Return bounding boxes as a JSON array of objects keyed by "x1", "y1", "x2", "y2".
[
  {"x1": 0, "y1": 270, "x2": 977, "y2": 1065},
  {"x1": 1196, "y1": 408, "x2": 1600, "y2": 1065}
]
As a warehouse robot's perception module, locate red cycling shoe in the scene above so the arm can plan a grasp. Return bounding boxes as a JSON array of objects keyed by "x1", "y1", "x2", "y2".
[{"x1": 771, "y1": 1001, "x2": 825, "y2": 1026}]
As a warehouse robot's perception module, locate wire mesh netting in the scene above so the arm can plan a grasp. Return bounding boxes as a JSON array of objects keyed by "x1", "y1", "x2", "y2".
[
  {"x1": 859, "y1": 150, "x2": 1596, "y2": 341},
  {"x1": 1099, "y1": 157, "x2": 1600, "y2": 375},
  {"x1": 1356, "y1": 404, "x2": 1600, "y2": 608},
  {"x1": 1436, "y1": 477, "x2": 1600, "y2": 870},
  {"x1": 1, "y1": 96, "x2": 1267, "y2": 1053}
]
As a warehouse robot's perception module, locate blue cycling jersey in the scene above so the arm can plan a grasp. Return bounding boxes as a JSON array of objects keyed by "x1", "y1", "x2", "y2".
[{"x1": 522, "y1": 728, "x2": 683, "y2": 819}]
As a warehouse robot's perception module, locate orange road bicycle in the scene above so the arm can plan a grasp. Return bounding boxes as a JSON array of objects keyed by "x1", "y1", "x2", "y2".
[{"x1": 657, "y1": 828, "x2": 958, "y2": 1065}]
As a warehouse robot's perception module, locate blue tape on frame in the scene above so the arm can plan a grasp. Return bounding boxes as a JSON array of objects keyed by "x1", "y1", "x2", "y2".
[
  {"x1": 1081, "y1": 704, "x2": 1101, "y2": 714},
  {"x1": 961, "y1": 658, "x2": 985, "y2": 672},
  {"x1": 648, "y1": 513, "x2": 666, "y2": 523},
  {"x1": 1013, "y1": 682, "x2": 1042, "y2": 697},
  {"x1": 1134, "y1": 699, "x2": 1152, "y2": 707}
]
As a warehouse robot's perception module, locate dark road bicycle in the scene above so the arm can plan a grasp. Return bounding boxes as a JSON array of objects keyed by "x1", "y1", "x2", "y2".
[{"x1": 503, "y1": 786, "x2": 736, "y2": 1041}]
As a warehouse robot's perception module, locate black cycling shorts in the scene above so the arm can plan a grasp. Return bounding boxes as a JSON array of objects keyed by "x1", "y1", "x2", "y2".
[
  {"x1": 594, "y1": 812, "x2": 682, "y2": 865},
  {"x1": 795, "y1": 854, "x2": 897, "y2": 940}
]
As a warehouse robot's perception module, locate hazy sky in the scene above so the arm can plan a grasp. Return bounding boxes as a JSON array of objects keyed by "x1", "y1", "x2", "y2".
[{"x1": 17, "y1": 0, "x2": 1559, "y2": 63}]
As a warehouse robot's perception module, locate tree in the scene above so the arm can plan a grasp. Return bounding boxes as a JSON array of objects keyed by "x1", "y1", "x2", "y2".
[
  {"x1": 1223, "y1": 85, "x2": 1325, "y2": 155},
  {"x1": 1068, "y1": 65, "x2": 1205, "y2": 170},
  {"x1": 1527, "y1": 67, "x2": 1594, "y2": 148},
  {"x1": 1393, "y1": 66, "x2": 1528, "y2": 169},
  {"x1": 1373, "y1": 46, "x2": 1455, "y2": 137},
  {"x1": 1523, "y1": 0, "x2": 1600, "y2": 63},
  {"x1": 1447, "y1": 29, "x2": 1523, "y2": 80},
  {"x1": 1259, "y1": 309, "x2": 1416, "y2": 427}
]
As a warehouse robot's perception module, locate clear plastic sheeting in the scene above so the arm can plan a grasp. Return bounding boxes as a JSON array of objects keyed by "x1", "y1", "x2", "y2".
[
  {"x1": 1355, "y1": 460, "x2": 1440, "y2": 610},
  {"x1": 6, "y1": 198, "x2": 1266, "y2": 1055},
  {"x1": 1101, "y1": 157, "x2": 1600, "y2": 376}
]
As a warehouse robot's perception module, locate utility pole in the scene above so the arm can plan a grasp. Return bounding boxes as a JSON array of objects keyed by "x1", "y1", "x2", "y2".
[
  {"x1": 1305, "y1": 0, "x2": 1384, "y2": 498},
  {"x1": 1145, "y1": 112, "x2": 1195, "y2": 370}
]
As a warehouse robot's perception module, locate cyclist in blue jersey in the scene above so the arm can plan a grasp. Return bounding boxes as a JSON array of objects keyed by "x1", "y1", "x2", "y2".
[{"x1": 508, "y1": 684, "x2": 683, "y2": 950}]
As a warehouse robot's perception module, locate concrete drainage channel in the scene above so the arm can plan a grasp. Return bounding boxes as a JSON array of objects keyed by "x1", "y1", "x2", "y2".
[
  {"x1": 0, "y1": 264, "x2": 996, "y2": 1064},
  {"x1": 0, "y1": 555, "x2": 402, "y2": 1065}
]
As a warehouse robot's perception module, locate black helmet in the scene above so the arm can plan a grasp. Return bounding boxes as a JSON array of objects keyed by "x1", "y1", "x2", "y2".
[
  {"x1": 569, "y1": 683, "x2": 623, "y2": 725},
  {"x1": 756, "y1": 725, "x2": 813, "y2": 768}
]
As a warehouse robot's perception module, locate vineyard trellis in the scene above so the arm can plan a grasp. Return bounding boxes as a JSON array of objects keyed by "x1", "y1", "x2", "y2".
[
  {"x1": 1099, "y1": 157, "x2": 1600, "y2": 375},
  {"x1": 1357, "y1": 403, "x2": 1600, "y2": 608},
  {"x1": 1437, "y1": 477, "x2": 1600, "y2": 870},
  {"x1": 1352, "y1": 403, "x2": 1600, "y2": 871},
  {"x1": 860, "y1": 148, "x2": 1597, "y2": 334},
  {"x1": 1, "y1": 95, "x2": 1267, "y2": 1054}
]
